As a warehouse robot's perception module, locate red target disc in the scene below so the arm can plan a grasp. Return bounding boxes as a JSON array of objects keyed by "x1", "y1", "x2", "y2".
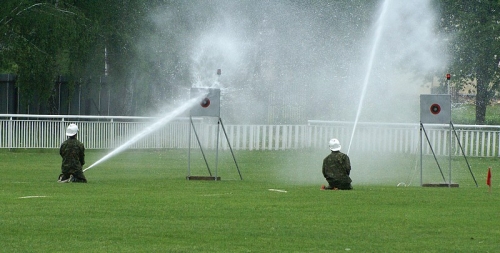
[
  {"x1": 201, "y1": 98, "x2": 211, "y2": 108},
  {"x1": 430, "y1": 104, "x2": 441, "y2": 115}
]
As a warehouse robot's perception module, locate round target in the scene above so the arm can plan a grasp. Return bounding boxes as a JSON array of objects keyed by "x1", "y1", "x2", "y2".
[
  {"x1": 200, "y1": 98, "x2": 211, "y2": 108},
  {"x1": 430, "y1": 104, "x2": 441, "y2": 115}
]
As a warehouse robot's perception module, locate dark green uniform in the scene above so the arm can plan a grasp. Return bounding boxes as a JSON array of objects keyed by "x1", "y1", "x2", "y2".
[
  {"x1": 59, "y1": 137, "x2": 87, "y2": 183},
  {"x1": 322, "y1": 151, "x2": 352, "y2": 190}
]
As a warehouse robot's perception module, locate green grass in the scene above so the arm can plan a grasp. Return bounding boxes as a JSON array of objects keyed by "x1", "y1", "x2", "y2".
[
  {"x1": 452, "y1": 103, "x2": 500, "y2": 124},
  {"x1": 1, "y1": 149, "x2": 500, "y2": 252}
]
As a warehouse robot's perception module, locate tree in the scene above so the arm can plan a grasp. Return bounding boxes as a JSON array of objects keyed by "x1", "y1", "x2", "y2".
[
  {"x1": 0, "y1": 0, "x2": 100, "y2": 113},
  {"x1": 0, "y1": 0, "x2": 164, "y2": 115},
  {"x1": 70, "y1": 0, "x2": 183, "y2": 116},
  {"x1": 438, "y1": 0, "x2": 500, "y2": 124}
]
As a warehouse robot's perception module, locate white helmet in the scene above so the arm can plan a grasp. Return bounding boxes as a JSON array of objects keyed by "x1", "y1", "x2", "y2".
[
  {"x1": 329, "y1": 138, "x2": 341, "y2": 151},
  {"x1": 66, "y1": 124, "x2": 78, "y2": 136}
]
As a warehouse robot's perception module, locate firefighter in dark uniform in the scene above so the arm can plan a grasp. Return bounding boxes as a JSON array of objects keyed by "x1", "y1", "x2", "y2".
[
  {"x1": 322, "y1": 138, "x2": 352, "y2": 190},
  {"x1": 58, "y1": 124, "x2": 87, "y2": 183}
]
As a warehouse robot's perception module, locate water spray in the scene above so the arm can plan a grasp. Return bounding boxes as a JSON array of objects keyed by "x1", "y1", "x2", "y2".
[
  {"x1": 347, "y1": 0, "x2": 389, "y2": 155},
  {"x1": 83, "y1": 91, "x2": 208, "y2": 172}
]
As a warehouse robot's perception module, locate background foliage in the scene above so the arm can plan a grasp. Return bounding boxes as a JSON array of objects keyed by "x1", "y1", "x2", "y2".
[
  {"x1": 1, "y1": 0, "x2": 500, "y2": 123},
  {"x1": 438, "y1": 0, "x2": 500, "y2": 124}
]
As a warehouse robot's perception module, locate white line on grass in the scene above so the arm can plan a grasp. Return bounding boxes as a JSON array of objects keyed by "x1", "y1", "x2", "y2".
[
  {"x1": 268, "y1": 189, "x2": 287, "y2": 193},
  {"x1": 19, "y1": 196, "x2": 47, "y2": 199}
]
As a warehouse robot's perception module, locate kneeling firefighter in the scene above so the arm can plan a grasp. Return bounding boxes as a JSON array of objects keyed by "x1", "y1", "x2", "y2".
[{"x1": 322, "y1": 138, "x2": 352, "y2": 190}]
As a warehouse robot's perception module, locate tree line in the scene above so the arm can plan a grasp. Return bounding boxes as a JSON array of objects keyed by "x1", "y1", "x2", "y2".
[{"x1": 1, "y1": 0, "x2": 499, "y2": 124}]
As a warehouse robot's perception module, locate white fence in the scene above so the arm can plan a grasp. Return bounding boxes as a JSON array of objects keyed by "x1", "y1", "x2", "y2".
[{"x1": 1, "y1": 114, "x2": 500, "y2": 157}]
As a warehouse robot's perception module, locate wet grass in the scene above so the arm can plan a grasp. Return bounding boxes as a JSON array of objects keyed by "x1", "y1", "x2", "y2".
[{"x1": 1, "y1": 149, "x2": 499, "y2": 252}]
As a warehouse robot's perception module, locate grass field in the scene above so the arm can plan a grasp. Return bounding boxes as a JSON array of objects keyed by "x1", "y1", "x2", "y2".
[{"x1": 1, "y1": 148, "x2": 500, "y2": 252}]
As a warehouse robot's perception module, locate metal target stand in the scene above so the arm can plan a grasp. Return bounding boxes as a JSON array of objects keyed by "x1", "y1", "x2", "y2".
[
  {"x1": 186, "y1": 87, "x2": 242, "y2": 181},
  {"x1": 419, "y1": 94, "x2": 477, "y2": 187}
]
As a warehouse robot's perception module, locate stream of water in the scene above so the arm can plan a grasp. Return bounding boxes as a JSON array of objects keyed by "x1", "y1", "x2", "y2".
[
  {"x1": 347, "y1": 0, "x2": 389, "y2": 155},
  {"x1": 83, "y1": 92, "x2": 207, "y2": 172}
]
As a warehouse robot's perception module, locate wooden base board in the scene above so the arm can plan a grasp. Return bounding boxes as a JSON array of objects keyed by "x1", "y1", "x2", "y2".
[
  {"x1": 422, "y1": 183, "x2": 459, "y2": 188},
  {"x1": 186, "y1": 176, "x2": 221, "y2": 181}
]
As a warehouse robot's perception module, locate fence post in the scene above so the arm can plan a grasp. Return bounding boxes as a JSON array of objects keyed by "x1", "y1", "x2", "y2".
[{"x1": 8, "y1": 117, "x2": 13, "y2": 149}]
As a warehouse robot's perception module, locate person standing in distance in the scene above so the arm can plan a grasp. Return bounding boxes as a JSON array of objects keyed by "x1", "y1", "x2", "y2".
[
  {"x1": 321, "y1": 138, "x2": 352, "y2": 190},
  {"x1": 58, "y1": 123, "x2": 87, "y2": 183}
]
